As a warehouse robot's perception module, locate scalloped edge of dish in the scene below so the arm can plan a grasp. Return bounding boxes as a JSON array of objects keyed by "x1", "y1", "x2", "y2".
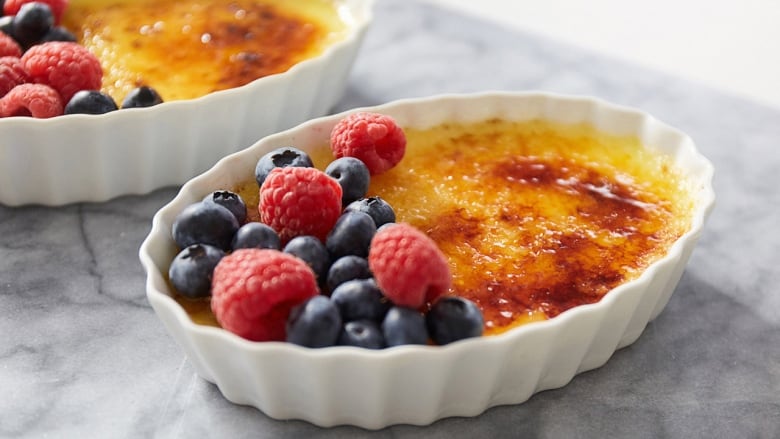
[
  {"x1": 0, "y1": 0, "x2": 373, "y2": 206},
  {"x1": 140, "y1": 91, "x2": 715, "y2": 429}
]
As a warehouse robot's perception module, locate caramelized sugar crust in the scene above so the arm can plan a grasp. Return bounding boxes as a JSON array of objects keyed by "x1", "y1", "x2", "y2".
[
  {"x1": 364, "y1": 119, "x2": 693, "y2": 334},
  {"x1": 178, "y1": 119, "x2": 694, "y2": 334},
  {"x1": 62, "y1": 0, "x2": 347, "y2": 103}
]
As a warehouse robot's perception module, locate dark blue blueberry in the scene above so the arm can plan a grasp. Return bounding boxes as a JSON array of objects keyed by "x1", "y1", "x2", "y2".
[
  {"x1": 337, "y1": 320, "x2": 385, "y2": 349},
  {"x1": 12, "y1": 2, "x2": 53, "y2": 47},
  {"x1": 330, "y1": 278, "x2": 390, "y2": 323},
  {"x1": 286, "y1": 295, "x2": 342, "y2": 348},
  {"x1": 39, "y1": 26, "x2": 77, "y2": 43},
  {"x1": 0, "y1": 16, "x2": 15, "y2": 39},
  {"x1": 255, "y1": 146, "x2": 313, "y2": 188},
  {"x1": 121, "y1": 85, "x2": 164, "y2": 109},
  {"x1": 168, "y1": 244, "x2": 225, "y2": 298},
  {"x1": 231, "y1": 222, "x2": 280, "y2": 250},
  {"x1": 326, "y1": 255, "x2": 371, "y2": 293},
  {"x1": 172, "y1": 201, "x2": 239, "y2": 251},
  {"x1": 344, "y1": 197, "x2": 396, "y2": 228},
  {"x1": 426, "y1": 296, "x2": 484, "y2": 345},
  {"x1": 382, "y1": 306, "x2": 429, "y2": 347},
  {"x1": 202, "y1": 190, "x2": 247, "y2": 224},
  {"x1": 325, "y1": 211, "x2": 376, "y2": 259},
  {"x1": 324, "y1": 157, "x2": 370, "y2": 206},
  {"x1": 64, "y1": 90, "x2": 118, "y2": 115},
  {"x1": 283, "y1": 235, "x2": 330, "y2": 282}
]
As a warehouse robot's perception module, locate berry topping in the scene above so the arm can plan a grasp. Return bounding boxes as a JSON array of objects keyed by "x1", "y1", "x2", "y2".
[
  {"x1": 255, "y1": 146, "x2": 314, "y2": 188},
  {"x1": 330, "y1": 112, "x2": 406, "y2": 175},
  {"x1": 11, "y1": 2, "x2": 54, "y2": 48},
  {"x1": 0, "y1": 56, "x2": 29, "y2": 97},
  {"x1": 21, "y1": 41, "x2": 102, "y2": 103},
  {"x1": 202, "y1": 190, "x2": 247, "y2": 224},
  {"x1": 63, "y1": 90, "x2": 117, "y2": 115},
  {"x1": 344, "y1": 196, "x2": 396, "y2": 228},
  {"x1": 171, "y1": 201, "x2": 239, "y2": 251},
  {"x1": 330, "y1": 278, "x2": 390, "y2": 323},
  {"x1": 231, "y1": 222, "x2": 281, "y2": 251},
  {"x1": 382, "y1": 306, "x2": 428, "y2": 347},
  {"x1": 326, "y1": 255, "x2": 372, "y2": 293},
  {"x1": 211, "y1": 249, "x2": 319, "y2": 342},
  {"x1": 121, "y1": 85, "x2": 163, "y2": 109},
  {"x1": 286, "y1": 295, "x2": 342, "y2": 348},
  {"x1": 324, "y1": 156, "x2": 370, "y2": 206},
  {"x1": 4, "y1": 0, "x2": 68, "y2": 25},
  {"x1": 259, "y1": 166, "x2": 342, "y2": 243},
  {"x1": 0, "y1": 82, "x2": 62, "y2": 118},
  {"x1": 39, "y1": 26, "x2": 77, "y2": 43},
  {"x1": 368, "y1": 223, "x2": 451, "y2": 308},
  {"x1": 337, "y1": 320, "x2": 385, "y2": 349},
  {"x1": 0, "y1": 32, "x2": 22, "y2": 58},
  {"x1": 282, "y1": 235, "x2": 331, "y2": 283},
  {"x1": 325, "y1": 210, "x2": 376, "y2": 260},
  {"x1": 426, "y1": 296, "x2": 484, "y2": 345},
  {"x1": 168, "y1": 244, "x2": 225, "y2": 299}
]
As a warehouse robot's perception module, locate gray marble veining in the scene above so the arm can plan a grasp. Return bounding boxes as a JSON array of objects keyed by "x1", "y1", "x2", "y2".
[{"x1": 2, "y1": 0, "x2": 778, "y2": 437}]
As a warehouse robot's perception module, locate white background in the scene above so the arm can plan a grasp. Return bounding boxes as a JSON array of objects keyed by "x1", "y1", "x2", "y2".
[{"x1": 424, "y1": 0, "x2": 780, "y2": 110}]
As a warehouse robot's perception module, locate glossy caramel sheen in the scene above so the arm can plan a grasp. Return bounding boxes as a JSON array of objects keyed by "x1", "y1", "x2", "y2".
[
  {"x1": 177, "y1": 119, "x2": 694, "y2": 335},
  {"x1": 62, "y1": 0, "x2": 349, "y2": 103}
]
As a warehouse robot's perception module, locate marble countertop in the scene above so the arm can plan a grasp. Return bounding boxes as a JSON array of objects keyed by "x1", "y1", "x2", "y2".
[{"x1": 2, "y1": 1, "x2": 778, "y2": 437}]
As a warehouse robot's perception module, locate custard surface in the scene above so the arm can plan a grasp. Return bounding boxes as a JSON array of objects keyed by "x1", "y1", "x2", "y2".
[
  {"x1": 62, "y1": 0, "x2": 349, "y2": 103},
  {"x1": 179, "y1": 119, "x2": 695, "y2": 334}
]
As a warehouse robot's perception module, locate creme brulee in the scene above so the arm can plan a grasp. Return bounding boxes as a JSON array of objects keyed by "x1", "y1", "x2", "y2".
[
  {"x1": 178, "y1": 118, "x2": 695, "y2": 335},
  {"x1": 62, "y1": 0, "x2": 351, "y2": 103}
]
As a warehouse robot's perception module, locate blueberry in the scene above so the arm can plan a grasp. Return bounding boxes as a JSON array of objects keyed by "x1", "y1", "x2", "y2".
[
  {"x1": 202, "y1": 190, "x2": 246, "y2": 224},
  {"x1": 231, "y1": 222, "x2": 280, "y2": 250},
  {"x1": 325, "y1": 211, "x2": 376, "y2": 259},
  {"x1": 0, "y1": 16, "x2": 15, "y2": 39},
  {"x1": 337, "y1": 320, "x2": 385, "y2": 349},
  {"x1": 286, "y1": 295, "x2": 342, "y2": 348},
  {"x1": 382, "y1": 306, "x2": 429, "y2": 347},
  {"x1": 330, "y1": 278, "x2": 390, "y2": 323},
  {"x1": 121, "y1": 86, "x2": 164, "y2": 109},
  {"x1": 168, "y1": 244, "x2": 225, "y2": 298},
  {"x1": 283, "y1": 235, "x2": 330, "y2": 281},
  {"x1": 64, "y1": 90, "x2": 118, "y2": 115},
  {"x1": 426, "y1": 296, "x2": 484, "y2": 345},
  {"x1": 172, "y1": 202, "x2": 239, "y2": 251},
  {"x1": 344, "y1": 197, "x2": 396, "y2": 228},
  {"x1": 324, "y1": 157, "x2": 370, "y2": 206},
  {"x1": 39, "y1": 26, "x2": 77, "y2": 43},
  {"x1": 326, "y1": 255, "x2": 372, "y2": 293},
  {"x1": 255, "y1": 146, "x2": 313, "y2": 188},
  {"x1": 12, "y1": 2, "x2": 53, "y2": 47}
]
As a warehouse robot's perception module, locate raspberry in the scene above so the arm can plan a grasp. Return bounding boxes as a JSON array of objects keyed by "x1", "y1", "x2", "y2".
[
  {"x1": 0, "y1": 56, "x2": 29, "y2": 97},
  {"x1": 0, "y1": 83, "x2": 62, "y2": 118},
  {"x1": 0, "y1": 32, "x2": 22, "y2": 58},
  {"x1": 210, "y1": 249, "x2": 319, "y2": 342},
  {"x1": 330, "y1": 112, "x2": 406, "y2": 175},
  {"x1": 21, "y1": 41, "x2": 102, "y2": 103},
  {"x1": 259, "y1": 166, "x2": 342, "y2": 243},
  {"x1": 4, "y1": 0, "x2": 68, "y2": 25},
  {"x1": 368, "y1": 223, "x2": 451, "y2": 308}
]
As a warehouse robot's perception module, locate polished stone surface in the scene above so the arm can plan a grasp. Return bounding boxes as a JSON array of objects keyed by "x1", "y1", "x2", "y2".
[{"x1": 2, "y1": 1, "x2": 778, "y2": 437}]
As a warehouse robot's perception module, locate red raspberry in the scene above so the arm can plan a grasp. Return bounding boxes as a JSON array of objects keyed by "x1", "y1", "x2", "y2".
[
  {"x1": 210, "y1": 249, "x2": 319, "y2": 342},
  {"x1": 4, "y1": 0, "x2": 69, "y2": 24},
  {"x1": 0, "y1": 33, "x2": 22, "y2": 58},
  {"x1": 0, "y1": 57, "x2": 29, "y2": 97},
  {"x1": 368, "y1": 223, "x2": 451, "y2": 308},
  {"x1": 259, "y1": 166, "x2": 342, "y2": 243},
  {"x1": 0, "y1": 83, "x2": 63, "y2": 118},
  {"x1": 21, "y1": 41, "x2": 102, "y2": 103},
  {"x1": 330, "y1": 112, "x2": 406, "y2": 175}
]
